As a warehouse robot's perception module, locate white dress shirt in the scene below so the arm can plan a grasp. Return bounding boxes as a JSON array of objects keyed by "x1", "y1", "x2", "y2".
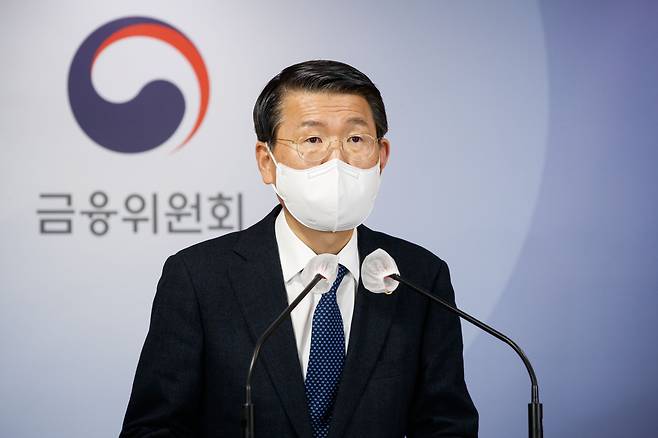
[{"x1": 274, "y1": 209, "x2": 359, "y2": 379}]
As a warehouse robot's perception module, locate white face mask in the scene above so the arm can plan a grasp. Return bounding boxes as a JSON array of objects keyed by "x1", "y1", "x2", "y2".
[{"x1": 267, "y1": 148, "x2": 382, "y2": 232}]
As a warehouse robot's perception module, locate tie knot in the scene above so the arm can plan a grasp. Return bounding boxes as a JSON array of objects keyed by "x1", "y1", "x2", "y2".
[
  {"x1": 336, "y1": 264, "x2": 348, "y2": 281},
  {"x1": 328, "y1": 264, "x2": 348, "y2": 295}
]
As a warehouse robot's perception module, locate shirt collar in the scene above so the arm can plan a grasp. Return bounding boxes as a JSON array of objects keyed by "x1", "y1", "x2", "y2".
[{"x1": 274, "y1": 208, "x2": 360, "y2": 283}]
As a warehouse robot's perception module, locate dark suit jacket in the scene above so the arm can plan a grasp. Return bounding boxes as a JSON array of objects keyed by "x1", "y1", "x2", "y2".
[{"x1": 120, "y1": 205, "x2": 478, "y2": 437}]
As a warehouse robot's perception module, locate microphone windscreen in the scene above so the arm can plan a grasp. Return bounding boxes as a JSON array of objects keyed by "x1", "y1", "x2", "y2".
[
  {"x1": 300, "y1": 253, "x2": 339, "y2": 294},
  {"x1": 361, "y1": 248, "x2": 400, "y2": 294}
]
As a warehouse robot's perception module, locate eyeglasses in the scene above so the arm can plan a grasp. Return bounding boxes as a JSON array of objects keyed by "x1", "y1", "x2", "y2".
[{"x1": 270, "y1": 134, "x2": 380, "y2": 165}]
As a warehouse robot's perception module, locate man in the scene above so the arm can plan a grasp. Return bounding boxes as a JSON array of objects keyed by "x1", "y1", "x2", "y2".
[{"x1": 120, "y1": 60, "x2": 478, "y2": 437}]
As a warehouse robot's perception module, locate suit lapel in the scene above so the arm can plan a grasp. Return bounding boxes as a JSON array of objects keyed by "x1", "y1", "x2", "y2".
[
  {"x1": 228, "y1": 206, "x2": 313, "y2": 438},
  {"x1": 328, "y1": 225, "x2": 400, "y2": 438}
]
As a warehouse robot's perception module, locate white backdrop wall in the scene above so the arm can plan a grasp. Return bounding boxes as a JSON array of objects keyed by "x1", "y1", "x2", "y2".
[{"x1": 2, "y1": 0, "x2": 548, "y2": 435}]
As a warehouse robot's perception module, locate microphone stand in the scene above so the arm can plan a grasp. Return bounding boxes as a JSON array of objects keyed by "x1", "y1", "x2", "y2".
[
  {"x1": 242, "y1": 273, "x2": 324, "y2": 438},
  {"x1": 389, "y1": 274, "x2": 543, "y2": 438}
]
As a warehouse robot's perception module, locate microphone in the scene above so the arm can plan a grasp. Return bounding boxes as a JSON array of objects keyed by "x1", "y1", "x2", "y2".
[
  {"x1": 242, "y1": 253, "x2": 339, "y2": 438},
  {"x1": 361, "y1": 248, "x2": 543, "y2": 438}
]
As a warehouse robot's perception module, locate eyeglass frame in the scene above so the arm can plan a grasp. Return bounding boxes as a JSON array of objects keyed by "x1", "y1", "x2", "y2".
[{"x1": 267, "y1": 133, "x2": 383, "y2": 165}]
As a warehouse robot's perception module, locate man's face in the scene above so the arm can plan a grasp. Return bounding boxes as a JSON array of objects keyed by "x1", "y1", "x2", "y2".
[{"x1": 256, "y1": 90, "x2": 390, "y2": 185}]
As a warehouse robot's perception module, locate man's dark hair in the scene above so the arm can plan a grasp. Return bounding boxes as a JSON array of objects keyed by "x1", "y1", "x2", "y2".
[{"x1": 253, "y1": 60, "x2": 388, "y2": 145}]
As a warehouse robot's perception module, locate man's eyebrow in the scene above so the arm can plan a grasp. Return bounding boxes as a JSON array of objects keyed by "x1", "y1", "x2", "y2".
[
  {"x1": 297, "y1": 117, "x2": 370, "y2": 128},
  {"x1": 345, "y1": 117, "x2": 370, "y2": 127},
  {"x1": 298, "y1": 120, "x2": 325, "y2": 128}
]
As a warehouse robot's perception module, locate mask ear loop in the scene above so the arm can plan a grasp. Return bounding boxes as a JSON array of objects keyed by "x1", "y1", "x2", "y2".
[
  {"x1": 265, "y1": 143, "x2": 285, "y2": 200},
  {"x1": 265, "y1": 142, "x2": 280, "y2": 167}
]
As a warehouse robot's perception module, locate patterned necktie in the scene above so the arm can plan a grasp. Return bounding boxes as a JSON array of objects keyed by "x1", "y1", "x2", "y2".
[{"x1": 305, "y1": 264, "x2": 348, "y2": 438}]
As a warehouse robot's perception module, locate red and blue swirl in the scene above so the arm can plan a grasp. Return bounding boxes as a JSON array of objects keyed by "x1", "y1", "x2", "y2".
[{"x1": 68, "y1": 17, "x2": 210, "y2": 153}]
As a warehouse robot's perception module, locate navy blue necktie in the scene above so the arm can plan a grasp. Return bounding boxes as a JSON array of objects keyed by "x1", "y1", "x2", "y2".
[{"x1": 305, "y1": 264, "x2": 348, "y2": 438}]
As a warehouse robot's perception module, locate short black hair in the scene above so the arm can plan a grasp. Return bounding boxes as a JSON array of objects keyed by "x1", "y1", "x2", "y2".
[{"x1": 253, "y1": 60, "x2": 388, "y2": 145}]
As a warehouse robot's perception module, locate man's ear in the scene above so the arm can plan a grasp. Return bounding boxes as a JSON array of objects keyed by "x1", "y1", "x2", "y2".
[
  {"x1": 255, "y1": 141, "x2": 276, "y2": 184},
  {"x1": 378, "y1": 137, "x2": 391, "y2": 173}
]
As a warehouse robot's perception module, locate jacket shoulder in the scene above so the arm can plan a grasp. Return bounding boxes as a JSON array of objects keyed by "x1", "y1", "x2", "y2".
[
  {"x1": 174, "y1": 229, "x2": 242, "y2": 263},
  {"x1": 172, "y1": 205, "x2": 279, "y2": 265}
]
